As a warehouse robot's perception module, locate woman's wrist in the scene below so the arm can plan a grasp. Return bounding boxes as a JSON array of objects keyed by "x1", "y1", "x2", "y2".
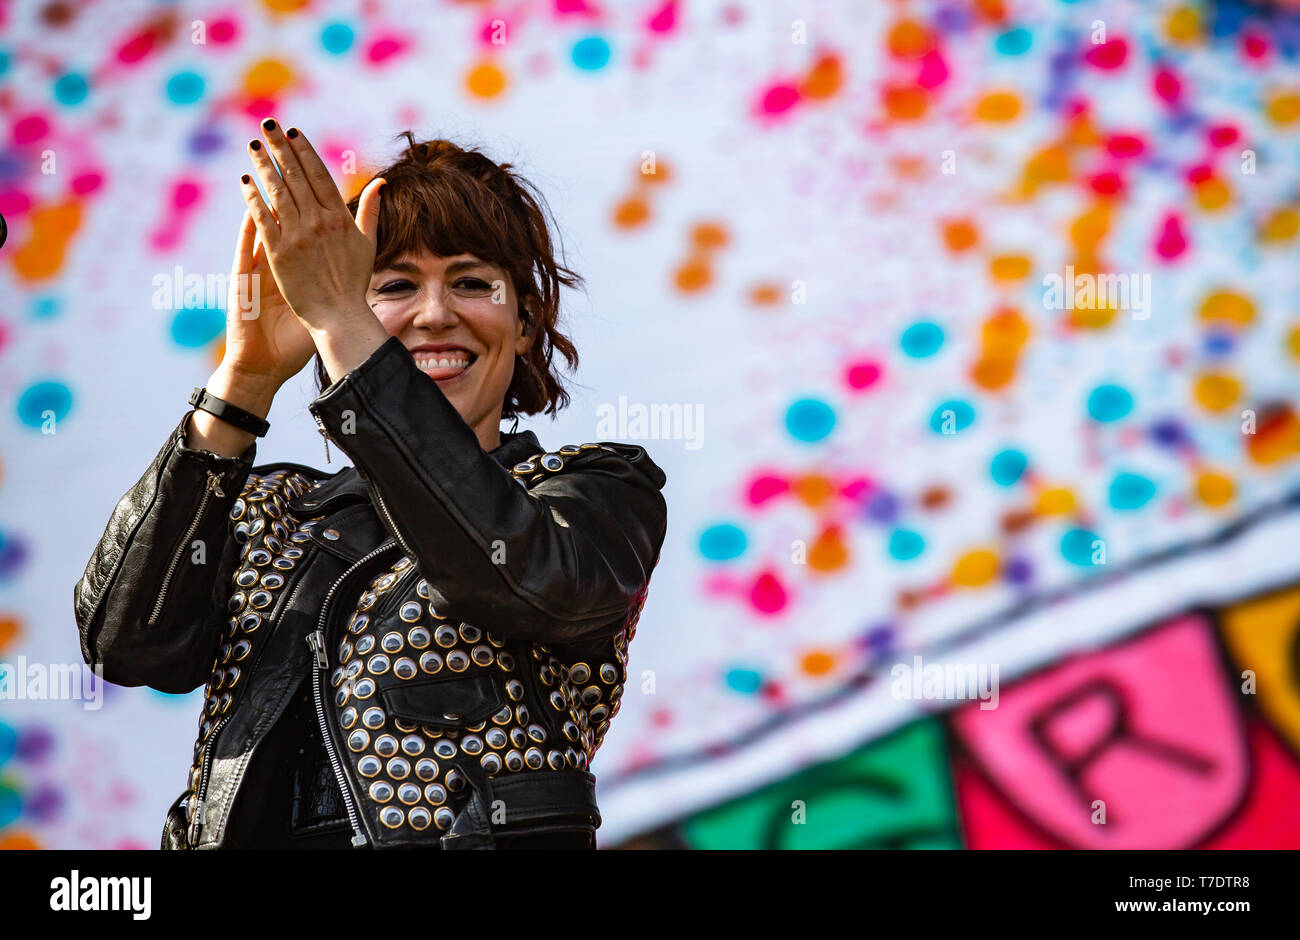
[{"x1": 184, "y1": 364, "x2": 280, "y2": 458}]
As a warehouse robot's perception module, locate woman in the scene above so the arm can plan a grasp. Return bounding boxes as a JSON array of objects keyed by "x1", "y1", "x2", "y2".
[{"x1": 73, "y1": 121, "x2": 669, "y2": 850}]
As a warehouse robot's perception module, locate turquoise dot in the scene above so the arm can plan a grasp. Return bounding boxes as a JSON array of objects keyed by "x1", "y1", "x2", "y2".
[
  {"x1": 170, "y1": 306, "x2": 225, "y2": 348},
  {"x1": 699, "y1": 523, "x2": 747, "y2": 561},
  {"x1": 995, "y1": 27, "x2": 1032, "y2": 55},
  {"x1": 900, "y1": 321, "x2": 945, "y2": 358},
  {"x1": 17, "y1": 380, "x2": 73, "y2": 428},
  {"x1": 1087, "y1": 384, "x2": 1133, "y2": 422},
  {"x1": 888, "y1": 529, "x2": 925, "y2": 561},
  {"x1": 990, "y1": 449, "x2": 1028, "y2": 486},
  {"x1": 1061, "y1": 528, "x2": 1102, "y2": 566},
  {"x1": 571, "y1": 36, "x2": 611, "y2": 70},
  {"x1": 929, "y1": 399, "x2": 975, "y2": 434},
  {"x1": 54, "y1": 72, "x2": 88, "y2": 106},
  {"x1": 725, "y1": 668, "x2": 762, "y2": 694},
  {"x1": 0, "y1": 50, "x2": 10, "y2": 77},
  {"x1": 1109, "y1": 472, "x2": 1156, "y2": 510},
  {"x1": 321, "y1": 22, "x2": 355, "y2": 54},
  {"x1": 166, "y1": 71, "x2": 204, "y2": 105},
  {"x1": 0, "y1": 783, "x2": 18, "y2": 829},
  {"x1": 0, "y1": 722, "x2": 14, "y2": 766},
  {"x1": 785, "y1": 398, "x2": 836, "y2": 442},
  {"x1": 31, "y1": 295, "x2": 60, "y2": 320}
]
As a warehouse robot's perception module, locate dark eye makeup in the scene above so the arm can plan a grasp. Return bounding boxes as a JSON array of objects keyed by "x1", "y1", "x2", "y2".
[{"x1": 374, "y1": 278, "x2": 493, "y2": 294}]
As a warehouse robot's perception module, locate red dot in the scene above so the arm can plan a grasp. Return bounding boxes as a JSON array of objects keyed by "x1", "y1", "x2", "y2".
[{"x1": 1084, "y1": 38, "x2": 1128, "y2": 70}]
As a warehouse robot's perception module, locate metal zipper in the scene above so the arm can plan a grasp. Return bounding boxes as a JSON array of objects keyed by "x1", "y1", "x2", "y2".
[
  {"x1": 306, "y1": 538, "x2": 398, "y2": 848},
  {"x1": 148, "y1": 469, "x2": 224, "y2": 627},
  {"x1": 186, "y1": 712, "x2": 229, "y2": 846},
  {"x1": 313, "y1": 413, "x2": 332, "y2": 464}
]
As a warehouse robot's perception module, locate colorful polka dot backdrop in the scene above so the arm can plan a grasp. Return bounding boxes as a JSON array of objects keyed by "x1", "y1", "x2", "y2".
[{"x1": 1, "y1": 0, "x2": 1300, "y2": 850}]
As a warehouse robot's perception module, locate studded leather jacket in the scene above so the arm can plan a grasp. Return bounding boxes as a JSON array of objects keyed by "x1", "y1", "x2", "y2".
[{"x1": 73, "y1": 335, "x2": 668, "y2": 850}]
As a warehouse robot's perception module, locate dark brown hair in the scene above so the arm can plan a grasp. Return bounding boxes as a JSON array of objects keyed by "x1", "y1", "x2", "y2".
[{"x1": 315, "y1": 131, "x2": 583, "y2": 422}]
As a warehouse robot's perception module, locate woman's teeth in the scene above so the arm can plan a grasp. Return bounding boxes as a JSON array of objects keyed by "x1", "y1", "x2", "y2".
[{"x1": 415, "y1": 354, "x2": 473, "y2": 376}]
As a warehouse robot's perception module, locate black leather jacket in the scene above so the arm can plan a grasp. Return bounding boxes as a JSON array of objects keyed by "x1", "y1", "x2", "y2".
[{"x1": 73, "y1": 335, "x2": 668, "y2": 850}]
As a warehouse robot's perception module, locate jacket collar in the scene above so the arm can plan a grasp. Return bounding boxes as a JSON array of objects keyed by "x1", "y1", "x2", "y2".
[{"x1": 286, "y1": 428, "x2": 544, "y2": 515}]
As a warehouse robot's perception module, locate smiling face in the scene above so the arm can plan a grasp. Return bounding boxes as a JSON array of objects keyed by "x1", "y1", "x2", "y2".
[{"x1": 367, "y1": 250, "x2": 533, "y2": 452}]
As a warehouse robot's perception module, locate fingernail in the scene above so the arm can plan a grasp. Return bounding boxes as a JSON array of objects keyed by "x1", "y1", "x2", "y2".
[
  {"x1": 250, "y1": 139, "x2": 261, "y2": 151},
  {"x1": 262, "y1": 118, "x2": 276, "y2": 131},
  {"x1": 286, "y1": 127, "x2": 299, "y2": 139},
  {"x1": 241, "y1": 173, "x2": 251, "y2": 184}
]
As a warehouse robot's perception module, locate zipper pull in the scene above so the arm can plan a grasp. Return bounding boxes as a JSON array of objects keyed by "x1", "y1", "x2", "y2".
[
  {"x1": 205, "y1": 469, "x2": 225, "y2": 498},
  {"x1": 306, "y1": 630, "x2": 329, "y2": 670},
  {"x1": 187, "y1": 798, "x2": 205, "y2": 845},
  {"x1": 313, "y1": 413, "x2": 332, "y2": 464}
]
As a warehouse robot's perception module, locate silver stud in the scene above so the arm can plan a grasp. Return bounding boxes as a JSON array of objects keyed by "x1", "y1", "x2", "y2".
[{"x1": 322, "y1": 528, "x2": 340, "y2": 540}]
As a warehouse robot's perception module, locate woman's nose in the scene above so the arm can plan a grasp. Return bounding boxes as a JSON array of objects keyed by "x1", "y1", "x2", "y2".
[{"x1": 410, "y1": 292, "x2": 459, "y2": 328}]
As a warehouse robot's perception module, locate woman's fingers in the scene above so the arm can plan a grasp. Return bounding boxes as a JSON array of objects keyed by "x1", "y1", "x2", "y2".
[
  {"x1": 233, "y1": 208, "x2": 257, "y2": 276},
  {"x1": 256, "y1": 118, "x2": 322, "y2": 214},
  {"x1": 239, "y1": 172, "x2": 281, "y2": 251},
  {"x1": 280, "y1": 125, "x2": 343, "y2": 211},
  {"x1": 247, "y1": 131, "x2": 299, "y2": 225}
]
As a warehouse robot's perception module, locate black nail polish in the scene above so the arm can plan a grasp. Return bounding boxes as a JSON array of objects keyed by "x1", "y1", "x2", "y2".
[
  {"x1": 241, "y1": 173, "x2": 250, "y2": 184},
  {"x1": 250, "y1": 139, "x2": 261, "y2": 151},
  {"x1": 286, "y1": 127, "x2": 299, "y2": 139},
  {"x1": 262, "y1": 118, "x2": 276, "y2": 131}
]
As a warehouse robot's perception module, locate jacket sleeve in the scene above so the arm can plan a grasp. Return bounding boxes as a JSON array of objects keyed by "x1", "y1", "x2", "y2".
[
  {"x1": 73, "y1": 411, "x2": 257, "y2": 694},
  {"x1": 308, "y1": 335, "x2": 668, "y2": 644}
]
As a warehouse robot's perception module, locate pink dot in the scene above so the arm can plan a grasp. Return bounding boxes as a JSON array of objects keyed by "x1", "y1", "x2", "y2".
[
  {"x1": 1185, "y1": 164, "x2": 1213, "y2": 184},
  {"x1": 173, "y1": 180, "x2": 202, "y2": 210},
  {"x1": 1155, "y1": 213, "x2": 1187, "y2": 260},
  {"x1": 1153, "y1": 68, "x2": 1181, "y2": 104},
  {"x1": 916, "y1": 49, "x2": 949, "y2": 89},
  {"x1": 13, "y1": 113, "x2": 49, "y2": 146},
  {"x1": 0, "y1": 190, "x2": 32, "y2": 215},
  {"x1": 646, "y1": 0, "x2": 677, "y2": 33},
  {"x1": 839, "y1": 476, "x2": 875, "y2": 500},
  {"x1": 209, "y1": 19, "x2": 238, "y2": 44},
  {"x1": 1207, "y1": 124, "x2": 1239, "y2": 148},
  {"x1": 747, "y1": 474, "x2": 790, "y2": 506},
  {"x1": 1106, "y1": 134, "x2": 1145, "y2": 159},
  {"x1": 1083, "y1": 37, "x2": 1127, "y2": 70},
  {"x1": 367, "y1": 34, "x2": 408, "y2": 64},
  {"x1": 1089, "y1": 171, "x2": 1123, "y2": 196},
  {"x1": 750, "y1": 570, "x2": 787, "y2": 614},
  {"x1": 845, "y1": 359, "x2": 882, "y2": 390},
  {"x1": 71, "y1": 171, "x2": 103, "y2": 196},
  {"x1": 759, "y1": 83, "x2": 800, "y2": 116},
  {"x1": 1242, "y1": 31, "x2": 1269, "y2": 60}
]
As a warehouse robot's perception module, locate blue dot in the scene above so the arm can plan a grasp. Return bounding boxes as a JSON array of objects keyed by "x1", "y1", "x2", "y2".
[
  {"x1": 725, "y1": 668, "x2": 762, "y2": 695},
  {"x1": 0, "y1": 784, "x2": 18, "y2": 829},
  {"x1": 930, "y1": 399, "x2": 975, "y2": 434},
  {"x1": 190, "y1": 125, "x2": 223, "y2": 157},
  {"x1": 571, "y1": 36, "x2": 611, "y2": 71},
  {"x1": 1149, "y1": 418, "x2": 1186, "y2": 449},
  {"x1": 1087, "y1": 384, "x2": 1133, "y2": 422},
  {"x1": 990, "y1": 449, "x2": 1028, "y2": 486},
  {"x1": 1109, "y1": 472, "x2": 1156, "y2": 510},
  {"x1": 888, "y1": 528, "x2": 925, "y2": 561},
  {"x1": 166, "y1": 71, "x2": 204, "y2": 105},
  {"x1": 785, "y1": 398, "x2": 836, "y2": 442},
  {"x1": 322, "y1": 22, "x2": 355, "y2": 54},
  {"x1": 699, "y1": 524, "x2": 747, "y2": 561},
  {"x1": 31, "y1": 295, "x2": 60, "y2": 320},
  {"x1": 1204, "y1": 330, "x2": 1234, "y2": 356},
  {"x1": 170, "y1": 306, "x2": 225, "y2": 348},
  {"x1": 17, "y1": 381, "x2": 73, "y2": 428},
  {"x1": 1003, "y1": 556, "x2": 1034, "y2": 585},
  {"x1": 0, "y1": 50, "x2": 10, "y2": 77},
  {"x1": 995, "y1": 27, "x2": 1032, "y2": 55},
  {"x1": 864, "y1": 490, "x2": 900, "y2": 524},
  {"x1": 54, "y1": 72, "x2": 88, "y2": 106},
  {"x1": 901, "y1": 321, "x2": 945, "y2": 358},
  {"x1": 1061, "y1": 528, "x2": 1102, "y2": 566}
]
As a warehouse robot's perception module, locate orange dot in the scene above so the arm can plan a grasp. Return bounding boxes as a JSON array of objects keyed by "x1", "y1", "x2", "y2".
[
  {"x1": 1166, "y1": 5, "x2": 1201, "y2": 42},
  {"x1": 1020, "y1": 145, "x2": 1071, "y2": 194},
  {"x1": 1287, "y1": 324, "x2": 1300, "y2": 359},
  {"x1": 244, "y1": 58, "x2": 294, "y2": 98},
  {"x1": 882, "y1": 82, "x2": 929, "y2": 120},
  {"x1": 1266, "y1": 91, "x2": 1300, "y2": 126},
  {"x1": 970, "y1": 354, "x2": 1017, "y2": 391},
  {"x1": 210, "y1": 336, "x2": 226, "y2": 369},
  {"x1": 674, "y1": 257, "x2": 712, "y2": 293},
  {"x1": 13, "y1": 199, "x2": 82, "y2": 282},
  {"x1": 612, "y1": 195, "x2": 650, "y2": 229},
  {"x1": 691, "y1": 222, "x2": 730, "y2": 251},
  {"x1": 988, "y1": 254, "x2": 1032, "y2": 282},
  {"x1": 886, "y1": 19, "x2": 935, "y2": 59},
  {"x1": 808, "y1": 525, "x2": 850, "y2": 573},
  {"x1": 973, "y1": 0, "x2": 1007, "y2": 21},
  {"x1": 749, "y1": 283, "x2": 783, "y2": 306},
  {"x1": 264, "y1": 0, "x2": 310, "y2": 12},
  {"x1": 1193, "y1": 177, "x2": 1232, "y2": 211},
  {"x1": 0, "y1": 833, "x2": 40, "y2": 850},
  {"x1": 1198, "y1": 290, "x2": 1255, "y2": 327},
  {"x1": 1000, "y1": 508, "x2": 1036, "y2": 534},
  {"x1": 1194, "y1": 471, "x2": 1234, "y2": 508},
  {"x1": 1246, "y1": 406, "x2": 1300, "y2": 465},
  {"x1": 1035, "y1": 487, "x2": 1076, "y2": 516},
  {"x1": 0, "y1": 615, "x2": 20, "y2": 654},
  {"x1": 465, "y1": 61, "x2": 507, "y2": 98},
  {"x1": 1261, "y1": 207, "x2": 1299, "y2": 242},
  {"x1": 1070, "y1": 202, "x2": 1112, "y2": 252},
  {"x1": 1193, "y1": 372, "x2": 1242, "y2": 412},
  {"x1": 942, "y1": 219, "x2": 979, "y2": 253},
  {"x1": 982, "y1": 307, "x2": 1030, "y2": 352},
  {"x1": 974, "y1": 91, "x2": 1021, "y2": 123},
  {"x1": 800, "y1": 650, "x2": 836, "y2": 676},
  {"x1": 1068, "y1": 302, "x2": 1119, "y2": 330},
  {"x1": 801, "y1": 53, "x2": 843, "y2": 100},
  {"x1": 792, "y1": 474, "x2": 837, "y2": 509},
  {"x1": 951, "y1": 549, "x2": 999, "y2": 587},
  {"x1": 637, "y1": 159, "x2": 672, "y2": 185}
]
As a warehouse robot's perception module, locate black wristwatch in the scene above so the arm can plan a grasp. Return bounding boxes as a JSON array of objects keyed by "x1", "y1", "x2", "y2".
[{"x1": 189, "y1": 387, "x2": 271, "y2": 438}]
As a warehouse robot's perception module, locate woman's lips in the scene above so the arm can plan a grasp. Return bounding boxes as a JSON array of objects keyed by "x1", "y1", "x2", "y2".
[{"x1": 415, "y1": 353, "x2": 475, "y2": 384}]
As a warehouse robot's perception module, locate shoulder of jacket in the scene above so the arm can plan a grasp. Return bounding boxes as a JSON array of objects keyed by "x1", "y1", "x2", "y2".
[
  {"x1": 237, "y1": 460, "x2": 330, "y2": 501},
  {"x1": 508, "y1": 441, "x2": 665, "y2": 491}
]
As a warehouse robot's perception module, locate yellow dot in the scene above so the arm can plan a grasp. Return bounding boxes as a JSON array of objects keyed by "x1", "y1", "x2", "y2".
[
  {"x1": 1166, "y1": 5, "x2": 1201, "y2": 43},
  {"x1": 989, "y1": 254, "x2": 1032, "y2": 282},
  {"x1": 975, "y1": 91, "x2": 1021, "y2": 123},
  {"x1": 1070, "y1": 202, "x2": 1112, "y2": 252},
  {"x1": 800, "y1": 650, "x2": 836, "y2": 676},
  {"x1": 952, "y1": 549, "x2": 999, "y2": 587},
  {"x1": 1193, "y1": 178, "x2": 1232, "y2": 211},
  {"x1": 1261, "y1": 208, "x2": 1299, "y2": 242},
  {"x1": 1287, "y1": 324, "x2": 1300, "y2": 360},
  {"x1": 1035, "y1": 487, "x2": 1076, "y2": 516},
  {"x1": 1267, "y1": 91, "x2": 1300, "y2": 126},
  {"x1": 1193, "y1": 372, "x2": 1241, "y2": 412},
  {"x1": 1195, "y1": 471, "x2": 1234, "y2": 508},
  {"x1": 982, "y1": 308, "x2": 1030, "y2": 352},
  {"x1": 466, "y1": 62, "x2": 507, "y2": 99},
  {"x1": 1198, "y1": 290, "x2": 1255, "y2": 326},
  {"x1": 244, "y1": 59, "x2": 294, "y2": 98}
]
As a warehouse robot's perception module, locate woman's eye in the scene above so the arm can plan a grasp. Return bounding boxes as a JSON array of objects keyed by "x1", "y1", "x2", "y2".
[
  {"x1": 456, "y1": 278, "x2": 492, "y2": 291},
  {"x1": 376, "y1": 280, "x2": 413, "y2": 294}
]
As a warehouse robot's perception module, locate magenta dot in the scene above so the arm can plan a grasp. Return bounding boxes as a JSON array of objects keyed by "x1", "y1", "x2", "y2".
[
  {"x1": 71, "y1": 171, "x2": 103, "y2": 196},
  {"x1": 846, "y1": 360, "x2": 882, "y2": 390},
  {"x1": 209, "y1": 19, "x2": 238, "y2": 44},
  {"x1": 13, "y1": 114, "x2": 49, "y2": 146},
  {"x1": 173, "y1": 180, "x2": 202, "y2": 210},
  {"x1": 760, "y1": 84, "x2": 799, "y2": 115}
]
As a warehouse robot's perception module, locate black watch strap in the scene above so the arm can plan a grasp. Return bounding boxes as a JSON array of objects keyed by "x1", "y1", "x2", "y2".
[{"x1": 189, "y1": 387, "x2": 271, "y2": 438}]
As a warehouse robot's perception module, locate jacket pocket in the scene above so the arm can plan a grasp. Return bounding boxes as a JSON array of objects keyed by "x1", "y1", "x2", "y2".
[{"x1": 379, "y1": 673, "x2": 505, "y2": 729}]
